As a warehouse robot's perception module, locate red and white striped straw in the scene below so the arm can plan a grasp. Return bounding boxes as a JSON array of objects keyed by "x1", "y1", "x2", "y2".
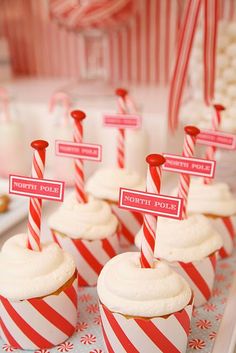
[
  {"x1": 178, "y1": 126, "x2": 200, "y2": 219},
  {"x1": 115, "y1": 88, "x2": 128, "y2": 169},
  {"x1": 204, "y1": 104, "x2": 225, "y2": 184},
  {"x1": 140, "y1": 154, "x2": 166, "y2": 268},
  {"x1": 49, "y1": 91, "x2": 71, "y2": 126},
  {"x1": 71, "y1": 110, "x2": 87, "y2": 204},
  {"x1": 0, "y1": 87, "x2": 10, "y2": 122},
  {"x1": 27, "y1": 140, "x2": 48, "y2": 251}
]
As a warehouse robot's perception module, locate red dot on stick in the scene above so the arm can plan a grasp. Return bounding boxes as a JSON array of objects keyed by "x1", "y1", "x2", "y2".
[
  {"x1": 71, "y1": 110, "x2": 86, "y2": 121},
  {"x1": 31, "y1": 140, "x2": 49, "y2": 150},
  {"x1": 146, "y1": 154, "x2": 166, "y2": 166},
  {"x1": 184, "y1": 125, "x2": 200, "y2": 136},
  {"x1": 115, "y1": 88, "x2": 128, "y2": 98},
  {"x1": 214, "y1": 104, "x2": 225, "y2": 111}
]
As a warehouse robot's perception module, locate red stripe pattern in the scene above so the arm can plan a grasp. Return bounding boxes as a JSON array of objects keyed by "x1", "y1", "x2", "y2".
[
  {"x1": 209, "y1": 216, "x2": 235, "y2": 259},
  {"x1": 110, "y1": 203, "x2": 143, "y2": 247},
  {"x1": 99, "y1": 300, "x2": 193, "y2": 353},
  {"x1": 173, "y1": 252, "x2": 217, "y2": 307},
  {"x1": 117, "y1": 94, "x2": 126, "y2": 169},
  {"x1": 51, "y1": 230, "x2": 120, "y2": 286},
  {"x1": 27, "y1": 142, "x2": 48, "y2": 251},
  {"x1": 0, "y1": 278, "x2": 78, "y2": 350}
]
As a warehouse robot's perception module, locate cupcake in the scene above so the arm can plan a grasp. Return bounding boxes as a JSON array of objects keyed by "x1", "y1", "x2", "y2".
[
  {"x1": 49, "y1": 193, "x2": 119, "y2": 286},
  {"x1": 97, "y1": 252, "x2": 193, "y2": 353},
  {"x1": 136, "y1": 214, "x2": 222, "y2": 306},
  {"x1": 188, "y1": 179, "x2": 236, "y2": 258},
  {"x1": 0, "y1": 233, "x2": 78, "y2": 350},
  {"x1": 86, "y1": 167, "x2": 145, "y2": 247}
]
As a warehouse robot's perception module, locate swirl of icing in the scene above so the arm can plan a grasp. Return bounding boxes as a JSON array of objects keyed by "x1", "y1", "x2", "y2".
[
  {"x1": 49, "y1": 193, "x2": 118, "y2": 239},
  {"x1": 0, "y1": 234, "x2": 75, "y2": 300},
  {"x1": 97, "y1": 252, "x2": 192, "y2": 317},
  {"x1": 187, "y1": 180, "x2": 236, "y2": 216},
  {"x1": 86, "y1": 168, "x2": 145, "y2": 202}
]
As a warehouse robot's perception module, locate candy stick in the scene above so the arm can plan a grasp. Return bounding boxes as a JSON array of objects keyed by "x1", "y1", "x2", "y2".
[
  {"x1": 140, "y1": 154, "x2": 166, "y2": 268},
  {"x1": 178, "y1": 126, "x2": 200, "y2": 219},
  {"x1": 49, "y1": 92, "x2": 71, "y2": 126},
  {"x1": 0, "y1": 87, "x2": 10, "y2": 122},
  {"x1": 115, "y1": 88, "x2": 128, "y2": 169},
  {"x1": 27, "y1": 140, "x2": 49, "y2": 251},
  {"x1": 71, "y1": 110, "x2": 87, "y2": 203},
  {"x1": 204, "y1": 104, "x2": 225, "y2": 184}
]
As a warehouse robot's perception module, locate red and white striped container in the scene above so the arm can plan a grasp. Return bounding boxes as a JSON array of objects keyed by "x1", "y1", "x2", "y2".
[
  {"x1": 51, "y1": 230, "x2": 120, "y2": 287},
  {"x1": 171, "y1": 252, "x2": 217, "y2": 307},
  {"x1": 99, "y1": 298, "x2": 193, "y2": 353},
  {"x1": 110, "y1": 203, "x2": 143, "y2": 247},
  {"x1": 208, "y1": 216, "x2": 235, "y2": 259},
  {"x1": 0, "y1": 277, "x2": 78, "y2": 350}
]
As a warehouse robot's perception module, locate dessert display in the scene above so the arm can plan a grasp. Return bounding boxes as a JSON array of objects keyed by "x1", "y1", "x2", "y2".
[
  {"x1": 0, "y1": 194, "x2": 10, "y2": 213},
  {"x1": 0, "y1": 140, "x2": 78, "y2": 350},
  {"x1": 86, "y1": 88, "x2": 145, "y2": 247},
  {"x1": 97, "y1": 154, "x2": 193, "y2": 353},
  {"x1": 49, "y1": 110, "x2": 119, "y2": 286}
]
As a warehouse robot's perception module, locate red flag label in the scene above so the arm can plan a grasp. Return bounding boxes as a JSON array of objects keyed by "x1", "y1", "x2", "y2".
[
  {"x1": 55, "y1": 141, "x2": 102, "y2": 161},
  {"x1": 197, "y1": 130, "x2": 236, "y2": 149},
  {"x1": 103, "y1": 114, "x2": 141, "y2": 129}
]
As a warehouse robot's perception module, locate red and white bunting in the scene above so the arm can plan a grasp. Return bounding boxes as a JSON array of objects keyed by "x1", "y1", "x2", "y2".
[
  {"x1": 9, "y1": 175, "x2": 64, "y2": 202},
  {"x1": 55, "y1": 141, "x2": 102, "y2": 161},
  {"x1": 162, "y1": 154, "x2": 216, "y2": 178}
]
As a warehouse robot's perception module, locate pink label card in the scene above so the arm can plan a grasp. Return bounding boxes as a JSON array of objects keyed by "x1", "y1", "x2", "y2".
[
  {"x1": 55, "y1": 141, "x2": 102, "y2": 161},
  {"x1": 119, "y1": 188, "x2": 183, "y2": 220},
  {"x1": 162, "y1": 153, "x2": 216, "y2": 178},
  {"x1": 9, "y1": 175, "x2": 64, "y2": 201},
  {"x1": 103, "y1": 114, "x2": 141, "y2": 129},
  {"x1": 196, "y1": 129, "x2": 236, "y2": 150}
]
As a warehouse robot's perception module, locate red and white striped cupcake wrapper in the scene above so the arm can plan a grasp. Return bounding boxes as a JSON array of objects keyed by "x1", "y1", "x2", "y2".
[
  {"x1": 0, "y1": 277, "x2": 78, "y2": 350},
  {"x1": 51, "y1": 230, "x2": 120, "y2": 287},
  {"x1": 208, "y1": 216, "x2": 235, "y2": 259},
  {"x1": 99, "y1": 299, "x2": 193, "y2": 353},
  {"x1": 110, "y1": 203, "x2": 143, "y2": 247},
  {"x1": 171, "y1": 252, "x2": 217, "y2": 307}
]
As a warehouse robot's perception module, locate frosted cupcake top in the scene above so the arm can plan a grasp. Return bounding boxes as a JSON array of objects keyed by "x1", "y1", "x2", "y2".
[
  {"x1": 86, "y1": 167, "x2": 145, "y2": 202},
  {"x1": 187, "y1": 179, "x2": 236, "y2": 216},
  {"x1": 136, "y1": 214, "x2": 222, "y2": 262},
  {"x1": 97, "y1": 252, "x2": 192, "y2": 317},
  {"x1": 0, "y1": 233, "x2": 75, "y2": 301},
  {"x1": 49, "y1": 193, "x2": 118, "y2": 239}
]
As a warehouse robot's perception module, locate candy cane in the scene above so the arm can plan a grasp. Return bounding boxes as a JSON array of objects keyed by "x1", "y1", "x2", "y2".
[
  {"x1": 71, "y1": 110, "x2": 87, "y2": 203},
  {"x1": 204, "y1": 104, "x2": 225, "y2": 184},
  {"x1": 49, "y1": 91, "x2": 71, "y2": 126},
  {"x1": 0, "y1": 87, "x2": 10, "y2": 122},
  {"x1": 178, "y1": 126, "x2": 200, "y2": 219},
  {"x1": 115, "y1": 88, "x2": 128, "y2": 169},
  {"x1": 140, "y1": 154, "x2": 166, "y2": 268},
  {"x1": 27, "y1": 140, "x2": 48, "y2": 251}
]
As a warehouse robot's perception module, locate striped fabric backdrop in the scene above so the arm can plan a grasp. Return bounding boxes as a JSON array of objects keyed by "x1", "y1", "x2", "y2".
[{"x1": 0, "y1": 0, "x2": 180, "y2": 85}]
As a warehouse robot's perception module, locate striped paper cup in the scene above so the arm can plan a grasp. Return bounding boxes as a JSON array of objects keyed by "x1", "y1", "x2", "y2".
[
  {"x1": 99, "y1": 298, "x2": 193, "y2": 353},
  {"x1": 207, "y1": 216, "x2": 235, "y2": 259},
  {"x1": 110, "y1": 202, "x2": 143, "y2": 247},
  {"x1": 0, "y1": 276, "x2": 78, "y2": 350},
  {"x1": 51, "y1": 230, "x2": 120, "y2": 287},
  {"x1": 171, "y1": 252, "x2": 217, "y2": 307}
]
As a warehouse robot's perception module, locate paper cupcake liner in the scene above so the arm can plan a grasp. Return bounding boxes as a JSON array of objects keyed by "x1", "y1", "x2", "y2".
[
  {"x1": 171, "y1": 253, "x2": 217, "y2": 307},
  {"x1": 0, "y1": 277, "x2": 78, "y2": 350},
  {"x1": 51, "y1": 230, "x2": 120, "y2": 287},
  {"x1": 110, "y1": 203, "x2": 143, "y2": 247},
  {"x1": 208, "y1": 216, "x2": 235, "y2": 259},
  {"x1": 99, "y1": 299, "x2": 193, "y2": 353}
]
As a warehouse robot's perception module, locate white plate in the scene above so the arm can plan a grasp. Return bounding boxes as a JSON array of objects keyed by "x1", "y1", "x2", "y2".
[{"x1": 0, "y1": 179, "x2": 28, "y2": 236}]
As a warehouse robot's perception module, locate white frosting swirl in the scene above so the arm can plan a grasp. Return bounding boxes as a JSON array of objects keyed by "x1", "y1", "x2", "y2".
[
  {"x1": 97, "y1": 252, "x2": 192, "y2": 317},
  {"x1": 49, "y1": 193, "x2": 118, "y2": 239},
  {"x1": 187, "y1": 180, "x2": 236, "y2": 216},
  {"x1": 86, "y1": 167, "x2": 145, "y2": 202},
  {"x1": 135, "y1": 215, "x2": 222, "y2": 262},
  {"x1": 0, "y1": 234, "x2": 75, "y2": 301}
]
